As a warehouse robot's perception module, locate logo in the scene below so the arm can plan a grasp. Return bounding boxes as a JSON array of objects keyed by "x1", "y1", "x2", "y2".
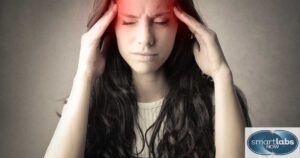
[
  {"x1": 247, "y1": 130, "x2": 298, "y2": 155},
  {"x1": 246, "y1": 128, "x2": 300, "y2": 158}
]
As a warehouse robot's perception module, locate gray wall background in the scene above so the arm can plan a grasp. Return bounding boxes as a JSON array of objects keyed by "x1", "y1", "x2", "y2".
[{"x1": 0, "y1": 0, "x2": 299, "y2": 157}]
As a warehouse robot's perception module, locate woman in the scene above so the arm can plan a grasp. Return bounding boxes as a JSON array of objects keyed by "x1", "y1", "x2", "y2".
[{"x1": 45, "y1": 0, "x2": 251, "y2": 157}]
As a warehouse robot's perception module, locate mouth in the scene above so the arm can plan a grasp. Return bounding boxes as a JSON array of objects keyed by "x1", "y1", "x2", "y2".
[
  {"x1": 131, "y1": 52, "x2": 158, "y2": 61},
  {"x1": 131, "y1": 52, "x2": 158, "y2": 56}
]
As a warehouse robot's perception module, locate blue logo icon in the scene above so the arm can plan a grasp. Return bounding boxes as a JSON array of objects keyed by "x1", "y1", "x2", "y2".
[{"x1": 247, "y1": 130, "x2": 299, "y2": 155}]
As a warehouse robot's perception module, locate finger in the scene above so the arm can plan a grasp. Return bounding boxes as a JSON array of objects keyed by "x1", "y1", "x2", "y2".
[
  {"x1": 173, "y1": 6, "x2": 212, "y2": 39},
  {"x1": 87, "y1": 2, "x2": 118, "y2": 41}
]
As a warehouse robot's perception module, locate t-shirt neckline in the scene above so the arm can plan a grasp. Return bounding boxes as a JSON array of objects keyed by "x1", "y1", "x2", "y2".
[{"x1": 137, "y1": 97, "x2": 164, "y2": 109}]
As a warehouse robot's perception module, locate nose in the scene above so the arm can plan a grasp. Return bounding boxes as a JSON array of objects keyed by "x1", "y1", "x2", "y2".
[{"x1": 136, "y1": 20, "x2": 155, "y2": 48}]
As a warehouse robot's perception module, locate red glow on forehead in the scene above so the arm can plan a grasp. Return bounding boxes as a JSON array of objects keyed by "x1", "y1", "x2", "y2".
[{"x1": 116, "y1": 0, "x2": 175, "y2": 17}]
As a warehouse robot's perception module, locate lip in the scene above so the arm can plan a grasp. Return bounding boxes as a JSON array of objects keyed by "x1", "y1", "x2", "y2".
[
  {"x1": 131, "y1": 52, "x2": 158, "y2": 56},
  {"x1": 131, "y1": 52, "x2": 158, "y2": 61}
]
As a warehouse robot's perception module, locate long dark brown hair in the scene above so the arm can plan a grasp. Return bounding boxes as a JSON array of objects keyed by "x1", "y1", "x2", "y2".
[{"x1": 58, "y1": 0, "x2": 252, "y2": 157}]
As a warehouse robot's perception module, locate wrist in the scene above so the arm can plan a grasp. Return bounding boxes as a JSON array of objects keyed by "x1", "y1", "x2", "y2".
[
  {"x1": 74, "y1": 70, "x2": 96, "y2": 85},
  {"x1": 211, "y1": 65, "x2": 233, "y2": 82}
]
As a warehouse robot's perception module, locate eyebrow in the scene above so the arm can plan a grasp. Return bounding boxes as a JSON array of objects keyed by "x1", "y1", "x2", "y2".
[{"x1": 119, "y1": 11, "x2": 172, "y2": 18}]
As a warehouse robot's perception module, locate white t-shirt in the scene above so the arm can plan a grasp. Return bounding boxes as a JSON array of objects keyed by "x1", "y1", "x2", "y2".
[{"x1": 133, "y1": 97, "x2": 165, "y2": 158}]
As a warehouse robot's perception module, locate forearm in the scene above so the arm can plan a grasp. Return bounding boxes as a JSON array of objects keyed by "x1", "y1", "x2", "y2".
[
  {"x1": 44, "y1": 74, "x2": 93, "y2": 158},
  {"x1": 213, "y1": 68, "x2": 246, "y2": 158}
]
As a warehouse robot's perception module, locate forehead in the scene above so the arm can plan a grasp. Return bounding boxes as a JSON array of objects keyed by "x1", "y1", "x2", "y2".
[{"x1": 117, "y1": 0, "x2": 174, "y2": 15}]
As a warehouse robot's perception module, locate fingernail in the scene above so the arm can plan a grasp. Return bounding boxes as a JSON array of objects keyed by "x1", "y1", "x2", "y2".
[
  {"x1": 112, "y1": 4, "x2": 117, "y2": 10},
  {"x1": 109, "y1": 2, "x2": 115, "y2": 9},
  {"x1": 175, "y1": 5, "x2": 183, "y2": 12},
  {"x1": 111, "y1": 4, "x2": 117, "y2": 13}
]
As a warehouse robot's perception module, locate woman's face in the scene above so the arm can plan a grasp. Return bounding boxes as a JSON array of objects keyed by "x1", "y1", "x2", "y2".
[{"x1": 114, "y1": 0, "x2": 178, "y2": 74}]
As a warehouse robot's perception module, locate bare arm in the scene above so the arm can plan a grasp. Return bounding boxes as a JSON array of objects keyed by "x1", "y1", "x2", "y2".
[
  {"x1": 213, "y1": 68, "x2": 246, "y2": 158},
  {"x1": 44, "y1": 74, "x2": 93, "y2": 158},
  {"x1": 173, "y1": 7, "x2": 247, "y2": 157},
  {"x1": 44, "y1": 2, "x2": 117, "y2": 157}
]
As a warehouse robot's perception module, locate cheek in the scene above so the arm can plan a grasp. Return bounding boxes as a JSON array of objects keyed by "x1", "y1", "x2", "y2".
[
  {"x1": 115, "y1": 27, "x2": 130, "y2": 50},
  {"x1": 156, "y1": 25, "x2": 178, "y2": 51}
]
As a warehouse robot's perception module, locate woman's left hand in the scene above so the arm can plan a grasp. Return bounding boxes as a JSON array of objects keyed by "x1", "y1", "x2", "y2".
[{"x1": 173, "y1": 6, "x2": 231, "y2": 80}]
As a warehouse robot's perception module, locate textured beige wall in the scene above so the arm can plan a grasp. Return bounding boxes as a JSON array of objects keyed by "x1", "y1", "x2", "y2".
[{"x1": 0, "y1": 0, "x2": 299, "y2": 157}]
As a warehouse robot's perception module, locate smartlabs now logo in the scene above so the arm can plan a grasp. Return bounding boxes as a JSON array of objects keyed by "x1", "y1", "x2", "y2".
[{"x1": 245, "y1": 127, "x2": 300, "y2": 158}]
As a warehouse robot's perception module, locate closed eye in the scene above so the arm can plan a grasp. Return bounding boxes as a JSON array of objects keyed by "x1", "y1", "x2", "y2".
[
  {"x1": 154, "y1": 20, "x2": 169, "y2": 25},
  {"x1": 121, "y1": 19, "x2": 169, "y2": 25},
  {"x1": 122, "y1": 21, "x2": 136, "y2": 25}
]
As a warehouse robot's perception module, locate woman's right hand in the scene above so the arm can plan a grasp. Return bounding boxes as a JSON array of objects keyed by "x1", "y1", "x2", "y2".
[{"x1": 76, "y1": 2, "x2": 117, "y2": 83}]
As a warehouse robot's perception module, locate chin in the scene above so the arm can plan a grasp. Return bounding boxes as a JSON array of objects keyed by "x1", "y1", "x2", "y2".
[{"x1": 130, "y1": 65, "x2": 160, "y2": 75}]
